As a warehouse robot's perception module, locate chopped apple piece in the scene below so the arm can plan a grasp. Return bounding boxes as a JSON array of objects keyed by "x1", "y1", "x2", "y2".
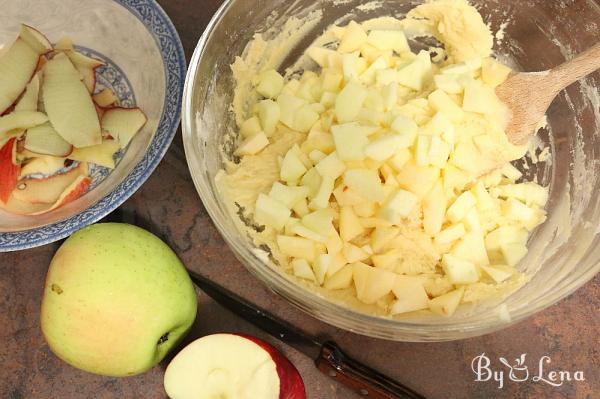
[
  {"x1": 101, "y1": 107, "x2": 147, "y2": 148},
  {"x1": 343, "y1": 243, "x2": 370, "y2": 263},
  {"x1": 239, "y1": 116, "x2": 262, "y2": 139},
  {"x1": 92, "y1": 88, "x2": 119, "y2": 108},
  {"x1": 68, "y1": 140, "x2": 121, "y2": 169},
  {"x1": 235, "y1": 131, "x2": 269, "y2": 156},
  {"x1": 391, "y1": 276, "x2": 430, "y2": 315},
  {"x1": 396, "y1": 161, "x2": 440, "y2": 198},
  {"x1": 324, "y1": 264, "x2": 354, "y2": 290},
  {"x1": 367, "y1": 30, "x2": 410, "y2": 54},
  {"x1": 451, "y1": 232, "x2": 490, "y2": 266},
  {"x1": 43, "y1": 53, "x2": 102, "y2": 148},
  {"x1": 353, "y1": 262, "x2": 396, "y2": 304},
  {"x1": 429, "y1": 287, "x2": 464, "y2": 317},
  {"x1": 396, "y1": 51, "x2": 432, "y2": 91},
  {"x1": 481, "y1": 264, "x2": 514, "y2": 283},
  {"x1": 269, "y1": 183, "x2": 309, "y2": 209},
  {"x1": 280, "y1": 148, "x2": 307, "y2": 183},
  {"x1": 13, "y1": 162, "x2": 87, "y2": 204},
  {"x1": 313, "y1": 254, "x2": 332, "y2": 285},
  {"x1": 339, "y1": 206, "x2": 364, "y2": 242},
  {"x1": 25, "y1": 122, "x2": 73, "y2": 157},
  {"x1": 337, "y1": 21, "x2": 368, "y2": 53},
  {"x1": 379, "y1": 189, "x2": 418, "y2": 224},
  {"x1": 481, "y1": 58, "x2": 512, "y2": 87},
  {"x1": 370, "y1": 226, "x2": 399, "y2": 253},
  {"x1": 442, "y1": 254, "x2": 480, "y2": 284},
  {"x1": 256, "y1": 99, "x2": 280, "y2": 136},
  {"x1": 0, "y1": 138, "x2": 19, "y2": 203},
  {"x1": 292, "y1": 258, "x2": 316, "y2": 282},
  {"x1": 302, "y1": 208, "x2": 334, "y2": 234},
  {"x1": 500, "y1": 242, "x2": 528, "y2": 267},
  {"x1": 423, "y1": 182, "x2": 446, "y2": 235},
  {"x1": 15, "y1": 73, "x2": 40, "y2": 112},
  {"x1": 446, "y1": 191, "x2": 477, "y2": 223},
  {"x1": 343, "y1": 169, "x2": 384, "y2": 203},
  {"x1": 310, "y1": 176, "x2": 335, "y2": 209},
  {"x1": 435, "y1": 223, "x2": 466, "y2": 246},
  {"x1": 335, "y1": 82, "x2": 368, "y2": 123},
  {"x1": 0, "y1": 38, "x2": 40, "y2": 114},
  {"x1": 331, "y1": 122, "x2": 370, "y2": 161},
  {"x1": 315, "y1": 152, "x2": 346, "y2": 179},
  {"x1": 277, "y1": 235, "x2": 316, "y2": 262},
  {"x1": 255, "y1": 194, "x2": 291, "y2": 231},
  {"x1": 428, "y1": 89, "x2": 464, "y2": 122},
  {"x1": 364, "y1": 135, "x2": 403, "y2": 161},
  {"x1": 256, "y1": 69, "x2": 284, "y2": 99}
]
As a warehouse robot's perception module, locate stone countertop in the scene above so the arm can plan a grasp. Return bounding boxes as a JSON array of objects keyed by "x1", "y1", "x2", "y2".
[{"x1": 1, "y1": 1, "x2": 599, "y2": 398}]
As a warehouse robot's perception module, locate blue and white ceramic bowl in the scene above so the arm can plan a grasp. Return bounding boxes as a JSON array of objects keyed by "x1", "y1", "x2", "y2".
[{"x1": 0, "y1": 0, "x2": 185, "y2": 251}]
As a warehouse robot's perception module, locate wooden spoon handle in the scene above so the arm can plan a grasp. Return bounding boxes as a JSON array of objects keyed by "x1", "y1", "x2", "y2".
[{"x1": 549, "y1": 42, "x2": 600, "y2": 92}]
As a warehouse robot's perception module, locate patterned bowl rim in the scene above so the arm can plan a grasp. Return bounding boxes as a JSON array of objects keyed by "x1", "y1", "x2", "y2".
[{"x1": 0, "y1": 0, "x2": 186, "y2": 252}]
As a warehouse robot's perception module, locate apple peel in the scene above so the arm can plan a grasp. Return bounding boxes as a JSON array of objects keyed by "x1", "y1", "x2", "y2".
[
  {"x1": 101, "y1": 107, "x2": 147, "y2": 148},
  {"x1": 19, "y1": 24, "x2": 53, "y2": 55},
  {"x1": 69, "y1": 140, "x2": 120, "y2": 169},
  {"x1": 25, "y1": 122, "x2": 73, "y2": 157},
  {"x1": 0, "y1": 137, "x2": 20, "y2": 203},
  {"x1": 13, "y1": 162, "x2": 87, "y2": 204},
  {"x1": 0, "y1": 38, "x2": 40, "y2": 114}
]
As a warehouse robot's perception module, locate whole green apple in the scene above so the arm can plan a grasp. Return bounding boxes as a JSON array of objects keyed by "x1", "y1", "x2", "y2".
[{"x1": 40, "y1": 223, "x2": 197, "y2": 377}]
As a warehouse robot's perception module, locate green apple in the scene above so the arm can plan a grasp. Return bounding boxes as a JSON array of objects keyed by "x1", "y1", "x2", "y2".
[{"x1": 40, "y1": 223, "x2": 197, "y2": 377}]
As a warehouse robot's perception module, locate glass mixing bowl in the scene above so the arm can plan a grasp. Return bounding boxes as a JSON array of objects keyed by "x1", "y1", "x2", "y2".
[{"x1": 183, "y1": 0, "x2": 600, "y2": 341}]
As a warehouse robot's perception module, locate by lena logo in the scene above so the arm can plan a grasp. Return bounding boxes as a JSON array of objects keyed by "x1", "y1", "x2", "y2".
[{"x1": 471, "y1": 353, "x2": 585, "y2": 389}]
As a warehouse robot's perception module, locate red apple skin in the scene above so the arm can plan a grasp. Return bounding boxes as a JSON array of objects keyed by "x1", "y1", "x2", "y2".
[
  {"x1": 0, "y1": 138, "x2": 20, "y2": 203},
  {"x1": 236, "y1": 334, "x2": 306, "y2": 399},
  {"x1": 54, "y1": 176, "x2": 91, "y2": 209}
]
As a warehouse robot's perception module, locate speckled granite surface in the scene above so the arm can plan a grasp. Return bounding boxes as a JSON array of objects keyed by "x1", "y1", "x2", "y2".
[{"x1": 1, "y1": 1, "x2": 599, "y2": 398}]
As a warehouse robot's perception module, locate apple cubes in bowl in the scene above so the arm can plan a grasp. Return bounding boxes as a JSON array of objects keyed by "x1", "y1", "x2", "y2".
[
  {"x1": 218, "y1": 1, "x2": 549, "y2": 318},
  {"x1": 0, "y1": 24, "x2": 146, "y2": 216}
]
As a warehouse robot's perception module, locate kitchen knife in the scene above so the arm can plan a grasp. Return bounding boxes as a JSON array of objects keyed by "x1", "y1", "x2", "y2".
[{"x1": 187, "y1": 270, "x2": 427, "y2": 399}]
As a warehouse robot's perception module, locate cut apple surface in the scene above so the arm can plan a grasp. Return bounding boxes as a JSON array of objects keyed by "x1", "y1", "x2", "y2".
[
  {"x1": 25, "y1": 122, "x2": 73, "y2": 157},
  {"x1": 0, "y1": 110, "x2": 47, "y2": 134},
  {"x1": 101, "y1": 107, "x2": 147, "y2": 148},
  {"x1": 164, "y1": 334, "x2": 306, "y2": 399},
  {"x1": 0, "y1": 137, "x2": 20, "y2": 203},
  {"x1": 0, "y1": 38, "x2": 40, "y2": 114},
  {"x1": 13, "y1": 162, "x2": 87, "y2": 204},
  {"x1": 42, "y1": 53, "x2": 101, "y2": 148}
]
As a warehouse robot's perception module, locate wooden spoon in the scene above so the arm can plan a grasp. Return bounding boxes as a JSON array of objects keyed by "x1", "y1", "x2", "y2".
[{"x1": 496, "y1": 43, "x2": 600, "y2": 145}]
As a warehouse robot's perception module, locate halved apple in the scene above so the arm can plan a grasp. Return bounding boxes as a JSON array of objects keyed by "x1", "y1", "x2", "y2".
[
  {"x1": 13, "y1": 162, "x2": 87, "y2": 204},
  {"x1": 101, "y1": 107, "x2": 147, "y2": 148},
  {"x1": 68, "y1": 139, "x2": 120, "y2": 168},
  {"x1": 14, "y1": 73, "x2": 40, "y2": 112},
  {"x1": 164, "y1": 334, "x2": 306, "y2": 399},
  {"x1": 24, "y1": 122, "x2": 73, "y2": 157},
  {"x1": 0, "y1": 137, "x2": 20, "y2": 203},
  {"x1": 19, "y1": 24, "x2": 53, "y2": 55},
  {"x1": 0, "y1": 38, "x2": 40, "y2": 114},
  {"x1": 42, "y1": 53, "x2": 101, "y2": 148}
]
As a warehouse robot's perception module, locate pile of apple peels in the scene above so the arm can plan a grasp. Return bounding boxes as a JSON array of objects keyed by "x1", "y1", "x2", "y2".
[{"x1": 0, "y1": 24, "x2": 147, "y2": 216}]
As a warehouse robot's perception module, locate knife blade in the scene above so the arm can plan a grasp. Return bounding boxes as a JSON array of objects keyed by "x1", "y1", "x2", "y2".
[{"x1": 187, "y1": 270, "x2": 427, "y2": 399}]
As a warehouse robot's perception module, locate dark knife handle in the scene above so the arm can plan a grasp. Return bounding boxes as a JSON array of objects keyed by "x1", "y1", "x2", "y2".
[{"x1": 316, "y1": 342, "x2": 427, "y2": 399}]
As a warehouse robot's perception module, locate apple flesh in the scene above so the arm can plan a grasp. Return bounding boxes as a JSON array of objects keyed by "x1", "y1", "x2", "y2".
[
  {"x1": 42, "y1": 53, "x2": 102, "y2": 148},
  {"x1": 164, "y1": 334, "x2": 306, "y2": 399},
  {"x1": 14, "y1": 73, "x2": 40, "y2": 112},
  {"x1": 41, "y1": 223, "x2": 198, "y2": 377}
]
